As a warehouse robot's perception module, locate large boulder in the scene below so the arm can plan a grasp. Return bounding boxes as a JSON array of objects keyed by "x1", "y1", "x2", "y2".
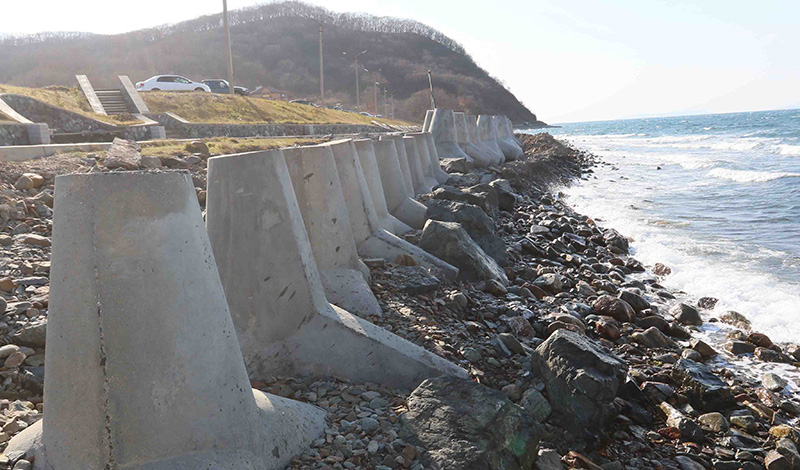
[
  {"x1": 671, "y1": 303, "x2": 703, "y2": 326},
  {"x1": 672, "y1": 359, "x2": 734, "y2": 412},
  {"x1": 531, "y1": 329, "x2": 628, "y2": 434},
  {"x1": 103, "y1": 138, "x2": 141, "y2": 170},
  {"x1": 425, "y1": 199, "x2": 509, "y2": 266},
  {"x1": 419, "y1": 220, "x2": 508, "y2": 285},
  {"x1": 402, "y1": 376, "x2": 541, "y2": 470}
]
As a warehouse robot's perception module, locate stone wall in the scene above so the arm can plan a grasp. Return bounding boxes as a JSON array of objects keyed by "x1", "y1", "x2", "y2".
[
  {"x1": 150, "y1": 112, "x2": 386, "y2": 139},
  {"x1": 0, "y1": 123, "x2": 29, "y2": 146},
  {"x1": 0, "y1": 94, "x2": 159, "y2": 143}
]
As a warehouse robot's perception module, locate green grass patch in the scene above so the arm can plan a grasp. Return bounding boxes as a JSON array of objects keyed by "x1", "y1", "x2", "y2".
[
  {"x1": 139, "y1": 137, "x2": 322, "y2": 158},
  {"x1": 142, "y1": 91, "x2": 413, "y2": 126},
  {"x1": 0, "y1": 84, "x2": 141, "y2": 126}
]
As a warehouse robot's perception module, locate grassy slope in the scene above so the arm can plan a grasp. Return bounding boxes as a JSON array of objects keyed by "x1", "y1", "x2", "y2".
[
  {"x1": 139, "y1": 136, "x2": 322, "y2": 157},
  {"x1": 142, "y1": 92, "x2": 414, "y2": 126},
  {"x1": 0, "y1": 84, "x2": 141, "y2": 125}
]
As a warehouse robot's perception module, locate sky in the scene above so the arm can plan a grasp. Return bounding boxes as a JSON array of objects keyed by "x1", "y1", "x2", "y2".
[{"x1": 3, "y1": 0, "x2": 799, "y2": 123}]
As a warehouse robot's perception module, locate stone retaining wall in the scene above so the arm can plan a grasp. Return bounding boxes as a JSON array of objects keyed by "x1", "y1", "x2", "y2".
[
  {"x1": 149, "y1": 112, "x2": 386, "y2": 139},
  {"x1": 0, "y1": 123, "x2": 30, "y2": 146}
]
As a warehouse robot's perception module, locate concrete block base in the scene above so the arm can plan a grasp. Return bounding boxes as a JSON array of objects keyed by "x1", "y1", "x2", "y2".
[
  {"x1": 26, "y1": 123, "x2": 50, "y2": 145},
  {"x1": 321, "y1": 267, "x2": 383, "y2": 317},
  {"x1": 423, "y1": 132, "x2": 450, "y2": 183},
  {"x1": 7, "y1": 171, "x2": 325, "y2": 470},
  {"x1": 207, "y1": 150, "x2": 467, "y2": 390}
]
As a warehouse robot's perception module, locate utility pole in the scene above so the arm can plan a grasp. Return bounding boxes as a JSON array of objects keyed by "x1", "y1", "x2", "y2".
[
  {"x1": 390, "y1": 93, "x2": 394, "y2": 118},
  {"x1": 427, "y1": 69, "x2": 435, "y2": 109},
  {"x1": 374, "y1": 81, "x2": 379, "y2": 116},
  {"x1": 383, "y1": 87, "x2": 387, "y2": 117},
  {"x1": 223, "y1": 0, "x2": 234, "y2": 94},
  {"x1": 344, "y1": 50, "x2": 367, "y2": 110},
  {"x1": 302, "y1": 15, "x2": 324, "y2": 102}
]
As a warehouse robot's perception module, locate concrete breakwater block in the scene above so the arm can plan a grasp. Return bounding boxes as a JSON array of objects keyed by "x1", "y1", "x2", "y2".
[
  {"x1": 423, "y1": 131, "x2": 450, "y2": 183},
  {"x1": 352, "y1": 139, "x2": 413, "y2": 235},
  {"x1": 423, "y1": 109, "x2": 434, "y2": 133},
  {"x1": 456, "y1": 112, "x2": 493, "y2": 168},
  {"x1": 478, "y1": 114, "x2": 505, "y2": 165},
  {"x1": 430, "y1": 109, "x2": 472, "y2": 162},
  {"x1": 494, "y1": 115, "x2": 523, "y2": 161},
  {"x1": 6, "y1": 171, "x2": 325, "y2": 470},
  {"x1": 467, "y1": 113, "x2": 503, "y2": 166},
  {"x1": 373, "y1": 139, "x2": 428, "y2": 229},
  {"x1": 206, "y1": 150, "x2": 467, "y2": 389},
  {"x1": 329, "y1": 139, "x2": 458, "y2": 281},
  {"x1": 283, "y1": 143, "x2": 383, "y2": 318},
  {"x1": 405, "y1": 132, "x2": 440, "y2": 189},
  {"x1": 403, "y1": 136, "x2": 435, "y2": 194},
  {"x1": 379, "y1": 135, "x2": 415, "y2": 197}
]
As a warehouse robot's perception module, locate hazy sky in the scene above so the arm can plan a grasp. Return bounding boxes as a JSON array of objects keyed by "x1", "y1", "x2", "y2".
[{"x1": 4, "y1": 0, "x2": 799, "y2": 122}]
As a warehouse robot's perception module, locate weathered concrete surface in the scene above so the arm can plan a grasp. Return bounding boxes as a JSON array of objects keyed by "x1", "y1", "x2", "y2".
[
  {"x1": 352, "y1": 139, "x2": 413, "y2": 235},
  {"x1": 494, "y1": 115, "x2": 523, "y2": 161},
  {"x1": 206, "y1": 150, "x2": 468, "y2": 389},
  {"x1": 373, "y1": 139, "x2": 428, "y2": 229},
  {"x1": 430, "y1": 109, "x2": 471, "y2": 162},
  {"x1": 423, "y1": 131, "x2": 450, "y2": 183},
  {"x1": 403, "y1": 136, "x2": 436, "y2": 194},
  {"x1": 406, "y1": 132, "x2": 439, "y2": 189},
  {"x1": 456, "y1": 112, "x2": 493, "y2": 168},
  {"x1": 477, "y1": 115, "x2": 505, "y2": 165},
  {"x1": 283, "y1": 142, "x2": 382, "y2": 318},
  {"x1": 329, "y1": 140, "x2": 458, "y2": 280},
  {"x1": 423, "y1": 109, "x2": 434, "y2": 133},
  {"x1": 468, "y1": 114, "x2": 503, "y2": 166},
  {"x1": 379, "y1": 134, "x2": 415, "y2": 197},
  {"x1": 6, "y1": 171, "x2": 325, "y2": 470}
]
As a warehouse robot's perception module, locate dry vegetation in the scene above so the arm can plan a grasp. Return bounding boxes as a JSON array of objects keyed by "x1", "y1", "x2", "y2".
[
  {"x1": 138, "y1": 136, "x2": 322, "y2": 157},
  {"x1": 142, "y1": 91, "x2": 413, "y2": 126},
  {"x1": 0, "y1": 84, "x2": 141, "y2": 125}
]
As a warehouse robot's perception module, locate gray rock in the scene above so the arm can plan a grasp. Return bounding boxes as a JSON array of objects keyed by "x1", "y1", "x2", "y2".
[
  {"x1": 698, "y1": 412, "x2": 729, "y2": 432},
  {"x1": 531, "y1": 329, "x2": 627, "y2": 434},
  {"x1": 672, "y1": 359, "x2": 734, "y2": 412},
  {"x1": 682, "y1": 349, "x2": 703, "y2": 361},
  {"x1": 487, "y1": 179, "x2": 517, "y2": 212},
  {"x1": 389, "y1": 266, "x2": 441, "y2": 295},
  {"x1": 402, "y1": 376, "x2": 541, "y2": 470},
  {"x1": 766, "y1": 450, "x2": 792, "y2": 470},
  {"x1": 103, "y1": 138, "x2": 140, "y2": 170},
  {"x1": 676, "y1": 456, "x2": 705, "y2": 470},
  {"x1": 671, "y1": 303, "x2": 703, "y2": 326},
  {"x1": 139, "y1": 154, "x2": 162, "y2": 169},
  {"x1": 361, "y1": 417, "x2": 380, "y2": 433},
  {"x1": 532, "y1": 273, "x2": 564, "y2": 295},
  {"x1": 632, "y1": 326, "x2": 680, "y2": 350},
  {"x1": 425, "y1": 199, "x2": 508, "y2": 265},
  {"x1": 727, "y1": 340, "x2": 756, "y2": 355},
  {"x1": 418, "y1": 220, "x2": 508, "y2": 285},
  {"x1": 520, "y1": 388, "x2": 552, "y2": 422},
  {"x1": 661, "y1": 402, "x2": 705, "y2": 442},
  {"x1": 776, "y1": 438, "x2": 800, "y2": 470},
  {"x1": 12, "y1": 320, "x2": 46, "y2": 347},
  {"x1": 762, "y1": 373, "x2": 788, "y2": 392}
]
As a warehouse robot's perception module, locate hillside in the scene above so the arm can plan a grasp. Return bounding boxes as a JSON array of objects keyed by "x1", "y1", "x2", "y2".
[{"x1": 0, "y1": 1, "x2": 541, "y2": 124}]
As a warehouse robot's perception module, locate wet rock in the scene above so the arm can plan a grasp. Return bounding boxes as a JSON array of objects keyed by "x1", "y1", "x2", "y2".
[
  {"x1": 592, "y1": 295, "x2": 635, "y2": 323},
  {"x1": 618, "y1": 290, "x2": 650, "y2": 313},
  {"x1": 418, "y1": 220, "x2": 508, "y2": 284},
  {"x1": 671, "y1": 303, "x2": 703, "y2": 326},
  {"x1": 676, "y1": 456, "x2": 706, "y2": 470},
  {"x1": 672, "y1": 359, "x2": 734, "y2": 412},
  {"x1": 775, "y1": 438, "x2": 800, "y2": 470},
  {"x1": 531, "y1": 329, "x2": 627, "y2": 434},
  {"x1": 755, "y1": 347, "x2": 788, "y2": 363},
  {"x1": 698, "y1": 297, "x2": 718, "y2": 309},
  {"x1": 603, "y1": 229, "x2": 629, "y2": 252},
  {"x1": 747, "y1": 332, "x2": 773, "y2": 349},
  {"x1": 720, "y1": 311, "x2": 751, "y2": 330},
  {"x1": 682, "y1": 349, "x2": 703, "y2": 361},
  {"x1": 661, "y1": 402, "x2": 705, "y2": 442},
  {"x1": 536, "y1": 449, "x2": 564, "y2": 470},
  {"x1": 425, "y1": 199, "x2": 508, "y2": 265},
  {"x1": 727, "y1": 341, "x2": 756, "y2": 355},
  {"x1": 402, "y1": 376, "x2": 541, "y2": 470},
  {"x1": 691, "y1": 339, "x2": 717, "y2": 359},
  {"x1": 766, "y1": 450, "x2": 792, "y2": 470},
  {"x1": 632, "y1": 326, "x2": 680, "y2": 350},
  {"x1": 636, "y1": 315, "x2": 669, "y2": 332},
  {"x1": 763, "y1": 373, "x2": 789, "y2": 392}
]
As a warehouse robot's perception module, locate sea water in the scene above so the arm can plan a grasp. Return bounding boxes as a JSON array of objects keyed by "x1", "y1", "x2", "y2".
[{"x1": 525, "y1": 109, "x2": 800, "y2": 350}]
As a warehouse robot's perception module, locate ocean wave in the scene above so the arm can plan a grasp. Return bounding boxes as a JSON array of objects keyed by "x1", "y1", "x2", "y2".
[
  {"x1": 778, "y1": 144, "x2": 800, "y2": 156},
  {"x1": 707, "y1": 168, "x2": 800, "y2": 183}
]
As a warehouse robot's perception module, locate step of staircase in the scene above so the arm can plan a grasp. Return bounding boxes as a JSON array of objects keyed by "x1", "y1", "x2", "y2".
[{"x1": 95, "y1": 89, "x2": 132, "y2": 115}]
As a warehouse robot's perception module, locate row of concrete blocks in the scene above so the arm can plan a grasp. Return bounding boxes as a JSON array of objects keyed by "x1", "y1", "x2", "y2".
[
  {"x1": 424, "y1": 109, "x2": 524, "y2": 168},
  {"x1": 7, "y1": 132, "x2": 475, "y2": 469}
]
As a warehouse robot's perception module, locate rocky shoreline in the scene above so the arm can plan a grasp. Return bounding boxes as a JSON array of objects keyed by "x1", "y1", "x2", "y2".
[{"x1": 0, "y1": 134, "x2": 796, "y2": 470}]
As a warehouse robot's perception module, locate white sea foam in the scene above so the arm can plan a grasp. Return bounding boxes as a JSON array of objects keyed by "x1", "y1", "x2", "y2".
[
  {"x1": 778, "y1": 144, "x2": 800, "y2": 156},
  {"x1": 707, "y1": 168, "x2": 800, "y2": 183}
]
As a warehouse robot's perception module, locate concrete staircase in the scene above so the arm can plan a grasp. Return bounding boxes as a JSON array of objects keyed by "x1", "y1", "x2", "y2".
[{"x1": 94, "y1": 89, "x2": 131, "y2": 115}]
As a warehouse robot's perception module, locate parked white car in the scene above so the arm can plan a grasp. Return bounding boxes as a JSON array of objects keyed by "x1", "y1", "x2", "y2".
[{"x1": 135, "y1": 75, "x2": 210, "y2": 92}]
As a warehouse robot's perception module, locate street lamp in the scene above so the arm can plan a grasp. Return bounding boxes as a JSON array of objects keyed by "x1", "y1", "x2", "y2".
[
  {"x1": 427, "y1": 69, "x2": 435, "y2": 109},
  {"x1": 383, "y1": 87, "x2": 388, "y2": 117},
  {"x1": 301, "y1": 14, "x2": 324, "y2": 102},
  {"x1": 374, "y1": 82, "x2": 380, "y2": 116},
  {"x1": 222, "y1": 0, "x2": 234, "y2": 94},
  {"x1": 343, "y1": 49, "x2": 367, "y2": 110}
]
